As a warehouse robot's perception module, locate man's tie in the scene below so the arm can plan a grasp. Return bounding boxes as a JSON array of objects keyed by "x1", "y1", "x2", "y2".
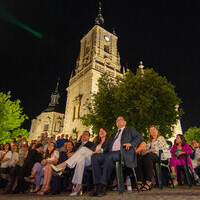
[{"x1": 113, "y1": 129, "x2": 121, "y2": 142}]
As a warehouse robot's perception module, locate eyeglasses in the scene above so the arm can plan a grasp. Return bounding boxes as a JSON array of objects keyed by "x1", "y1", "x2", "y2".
[
  {"x1": 150, "y1": 128, "x2": 157, "y2": 132},
  {"x1": 116, "y1": 119, "x2": 124, "y2": 122}
]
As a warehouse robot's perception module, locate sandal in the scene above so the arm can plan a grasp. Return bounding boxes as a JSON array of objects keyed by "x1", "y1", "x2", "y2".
[
  {"x1": 141, "y1": 183, "x2": 152, "y2": 191},
  {"x1": 134, "y1": 182, "x2": 143, "y2": 191},
  {"x1": 170, "y1": 173, "x2": 177, "y2": 179}
]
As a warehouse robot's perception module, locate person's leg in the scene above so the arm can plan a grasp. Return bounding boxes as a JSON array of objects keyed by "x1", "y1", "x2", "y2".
[
  {"x1": 13, "y1": 166, "x2": 32, "y2": 193},
  {"x1": 141, "y1": 152, "x2": 159, "y2": 190},
  {"x1": 91, "y1": 153, "x2": 105, "y2": 185},
  {"x1": 72, "y1": 155, "x2": 91, "y2": 185},
  {"x1": 7, "y1": 165, "x2": 21, "y2": 192},
  {"x1": 100, "y1": 151, "x2": 120, "y2": 186},
  {"x1": 135, "y1": 155, "x2": 144, "y2": 187},
  {"x1": 33, "y1": 163, "x2": 43, "y2": 186},
  {"x1": 44, "y1": 164, "x2": 53, "y2": 189}
]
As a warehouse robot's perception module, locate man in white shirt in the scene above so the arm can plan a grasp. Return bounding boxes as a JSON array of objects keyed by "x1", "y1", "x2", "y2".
[{"x1": 91, "y1": 116, "x2": 143, "y2": 196}]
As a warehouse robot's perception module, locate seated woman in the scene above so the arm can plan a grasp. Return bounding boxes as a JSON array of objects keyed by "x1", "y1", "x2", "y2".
[
  {"x1": 169, "y1": 134, "x2": 193, "y2": 187},
  {"x1": 40, "y1": 141, "x2": 74, "y2": 195},
  {"x1": 51, "y1": 127, "x2": 109, "y2": 196},
  {"x1": 136, "y1": 125, "x2": 168, "y2": 191},
  {"x1": 0, "y1": 143, "x2": 12, "y2": 187},
  {"x1": 5, "y1": 145, "x2": 19, "y2": 177},
  {"x1": 24, "y1": 142, "x2": 59, "y2": 194}
]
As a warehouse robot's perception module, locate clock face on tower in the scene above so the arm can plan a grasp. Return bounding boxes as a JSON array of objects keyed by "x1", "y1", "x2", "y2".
[{"x1": 104, "y1": 35, "x2": 110, "y2": 42}]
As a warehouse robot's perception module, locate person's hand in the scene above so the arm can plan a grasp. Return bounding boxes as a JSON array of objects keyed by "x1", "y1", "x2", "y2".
[
  {"x1": 123, "y1": 143, "x2": 132, "y2": 150},
  {"x1": 67, "y1": 152, "x2": 74, "y2": 158},
  {"x1": 141, "y1": 149, "x2": 148, "y2": 156},
  {"x1": 41, "y1": 159, "x2": 47, "y2": 165},
  {"x1": 92, "y1": 149, "x2": 101, "y2": 155},
  {"x1": 149, "y1": 148, "x2": 156, "y2": 152}
]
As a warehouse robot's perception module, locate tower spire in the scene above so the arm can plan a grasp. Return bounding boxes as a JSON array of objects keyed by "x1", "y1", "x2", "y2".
[
  {"x1": 55, "y1": 77, "x2": 60, "y2": 93},
  {"x1": 95, "y1": 2, "x2": 104, "y2": 27}
]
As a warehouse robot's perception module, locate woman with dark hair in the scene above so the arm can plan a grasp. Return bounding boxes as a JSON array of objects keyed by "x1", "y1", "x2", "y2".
[
  {"x1": 169, "y1": 134, "x2": 193, "y2": 187},
  {"x1": 136, "y1": 125, "x2": 168, "y2": 191},
  {"x1": 39, "y1": 141, "x2": 74, "y2": 195},
  {"x1": 25, "y1": 142, "x2": 59, "y2": 193},
  {"x1": 0, "y1": 143, "x2": 12, "y2": 186}
]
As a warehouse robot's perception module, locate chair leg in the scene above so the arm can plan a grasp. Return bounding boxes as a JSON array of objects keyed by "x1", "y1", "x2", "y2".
[
  {"x1": 132, "y1": 168, "x2": 139, "y2": 192},
  {"x1": 155, "y1": 163, "x2": 163, "y2": 189},
  {"x1": 183, "y1": 165, "x2": 192, "y2": 187},
  {"x1": 116, "y1": 162, "x2": 124, "y2": 194}
]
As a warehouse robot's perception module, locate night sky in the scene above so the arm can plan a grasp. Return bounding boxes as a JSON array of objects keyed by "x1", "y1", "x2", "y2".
[{"x1": 0, "y1": 0, "x2": 199, "y2": 133}]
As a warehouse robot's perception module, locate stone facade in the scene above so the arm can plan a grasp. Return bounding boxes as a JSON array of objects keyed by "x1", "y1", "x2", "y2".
[
  {"x1": 29, "y1": 112, "x2": 64, "y2": 140},
  {"x1": 63, "y1": 24, "x2": 123, "y2": 139}
]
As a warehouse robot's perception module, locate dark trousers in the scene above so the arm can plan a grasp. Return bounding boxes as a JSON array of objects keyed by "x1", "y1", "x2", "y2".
[
  {"x1": 0, "y1": 168, "x2": 6, "y2": 187},
  {"x1": 91, "y1": 151, "x2": 120, "y2": 185},
  {"x1": 14, "y1": 165, "x2": 32, "y2": 193},
  {"x1": 7, "y1": 165, "x2": 21, "y2": 191},
  {"x1": 136, "y1": 152, "x2": 159, "y2": 182}
]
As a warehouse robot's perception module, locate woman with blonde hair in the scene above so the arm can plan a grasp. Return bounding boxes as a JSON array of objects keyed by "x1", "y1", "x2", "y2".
[{"x1": 136, "y1": 125, "x2": 168, "y2": 191}]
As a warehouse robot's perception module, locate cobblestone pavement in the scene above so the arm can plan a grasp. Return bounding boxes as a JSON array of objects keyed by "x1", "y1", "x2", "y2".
[{"x1": 1, "y1": 186, "x2": 200, "y2": 200}]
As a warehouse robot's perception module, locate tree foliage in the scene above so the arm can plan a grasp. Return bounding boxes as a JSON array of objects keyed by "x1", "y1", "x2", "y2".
[
  {"x1": 82, "y1": 69, "x2": 183, "y2": 140},
  {"x1": 0, "y1": 92, "x2": 28, "y2": 144},
  {"x1": 184, "y1": 126, "x2": 200, "y2": 144}
]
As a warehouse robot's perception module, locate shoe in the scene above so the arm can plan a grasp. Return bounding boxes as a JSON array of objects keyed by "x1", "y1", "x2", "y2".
[
  {"x1": 51, "y1": 164, "x2": 63, "y2": 172},
  {"x1": 24, "y1": 176, "x2": 35, "y2": 183},
  {"x1": 97, "y1": 184, "x2": 107, "y2": 197},
  {"x1": 89, "y1": 184, "x2": 100, "y2": 196},
  {"x1": 69, "y1": 185, "x2": 82, "y2": 196},
  {"x1": 134, "y1": 182, "x2": 143, "y2": 191},
  {"x1": 169, "y1": 182, "x2": 178, "y2": 188},
  {"x1": 48, "y1": 189, "x2": 60, "y2": 195},
  {"x1": 170, "y1": 173, "x2": 177, "y2": 179},
  {"x1": 141, "y1": 182, "x2": 152, "y2": 191}
]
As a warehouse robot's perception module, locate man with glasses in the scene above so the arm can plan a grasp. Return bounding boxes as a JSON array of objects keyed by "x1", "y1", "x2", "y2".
[{"x1": 91, "y1": 116, "x2": 144, "y2": 197}]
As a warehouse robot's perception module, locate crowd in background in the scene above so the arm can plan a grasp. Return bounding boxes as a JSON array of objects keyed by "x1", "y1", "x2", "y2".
[{"x1": 0, "y1": 118, "x2": 200, "y2": 196}]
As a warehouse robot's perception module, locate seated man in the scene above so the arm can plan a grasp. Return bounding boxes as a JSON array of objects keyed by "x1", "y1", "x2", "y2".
[
  {"x1": 91, "y1": 116, "x2": 144, "y2": 196},
  {"x1": 12, "y1": 143, "x2": 43, "y2": 194},
  {"x1": 191, "y1": 140, "x2": 200, "y2": 181}
]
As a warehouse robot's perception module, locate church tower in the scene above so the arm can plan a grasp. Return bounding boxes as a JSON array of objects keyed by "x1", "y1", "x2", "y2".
[
  {"x1": 63, "y1": 3, "x2": 123, "y2": 138},
  {"x1": 29, "y1": 78, "x2": 65, "y2": 140}
]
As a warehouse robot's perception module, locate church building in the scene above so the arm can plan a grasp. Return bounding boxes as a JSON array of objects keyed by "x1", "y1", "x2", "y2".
[{"x1": 29, "y1": 79, "x2": 65, "y2": 140}]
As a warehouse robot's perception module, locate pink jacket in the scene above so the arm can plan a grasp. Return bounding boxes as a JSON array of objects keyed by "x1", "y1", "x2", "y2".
[{"x1": 170, "y1": 142, "x2": 193, "y2": 171}]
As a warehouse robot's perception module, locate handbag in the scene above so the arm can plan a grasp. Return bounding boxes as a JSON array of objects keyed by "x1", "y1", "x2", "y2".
[{"x1": 162, "y1": 150, "x2": 171, "y2": 160}]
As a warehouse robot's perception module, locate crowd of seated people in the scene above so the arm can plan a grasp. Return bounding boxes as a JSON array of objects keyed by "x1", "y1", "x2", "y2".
[{"x1": 0, "y1": 116, "x2": 200, "y2": 196}]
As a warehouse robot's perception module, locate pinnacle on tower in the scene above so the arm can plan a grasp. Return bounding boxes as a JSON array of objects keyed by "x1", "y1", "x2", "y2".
[
  {"x1": 138, "y1": 61, "x2": 144, "y2": 74},
  {"x1": 95, "y1": 2, "x2": 104, "y2": 27}
]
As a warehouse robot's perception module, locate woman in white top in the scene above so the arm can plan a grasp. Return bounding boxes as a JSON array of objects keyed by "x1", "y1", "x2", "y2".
[
  {"x1": 52, "y1": 127, "x2": 109, "y2": 196},
  {"x1": 5, "y1": 145, "x2": 19, "y2": 176},
  {"x1": 0, "y1": 143, "x2": 12, "y2": 185},
  {"x1": 136, "y1": 125, "x2": 168, "y2": 191},
  {"x1": 25, "y1": 142, "x2": 59, "y2": 194}
]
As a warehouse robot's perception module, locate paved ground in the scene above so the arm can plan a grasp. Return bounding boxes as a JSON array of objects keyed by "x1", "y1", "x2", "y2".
[{"x1": 1, "y1": 186, "x2": 200, "y2": 200}]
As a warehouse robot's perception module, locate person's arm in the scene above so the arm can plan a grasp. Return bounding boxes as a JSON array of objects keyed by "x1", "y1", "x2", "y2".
[
  {"x1": 0, "y1": 151, "x2": 11, "y2": 163},
  {"x1": 135, "y1": 141, "x2": 146, "y2": 154},
  {"x1": 170, "y1": 144, "x2": 177, "y2": 155},
  {"x1": 9, "y1": 153, "x2": 19, "y2": 167},
  {"x1": 129, "y1": 126, "x2": 144, "y2": 148},
  {"x1": 0, "y1": 157, "x2": 10, "y2": 163},
  {"x1": 181, "y1": 143, "x2": 193, "y2": 155}
]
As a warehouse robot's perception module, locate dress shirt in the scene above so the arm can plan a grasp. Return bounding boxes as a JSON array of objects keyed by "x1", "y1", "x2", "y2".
[{"x1": 112, "y1": 127, "x2": 125, "y2": 151}]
